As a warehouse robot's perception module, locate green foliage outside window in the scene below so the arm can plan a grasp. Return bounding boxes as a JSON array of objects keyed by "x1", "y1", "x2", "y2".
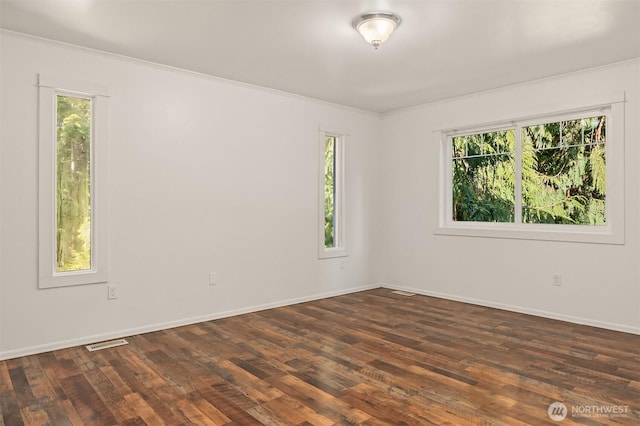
[
  {"x1": 56, "y1": 95, "x2": 92, "y2": 272},
  {"x1": 452, "y1": 130, "x2": 515, "y2": 222},
  {"x1": 324, "y1": 136, "x2": 336, "y2": 248},
  {"x1": 522, "y1": 117, "x2": 606, "y2": 224},
  {"x1": 452, "y1": 116, "x2": 606, "y2": 225}
]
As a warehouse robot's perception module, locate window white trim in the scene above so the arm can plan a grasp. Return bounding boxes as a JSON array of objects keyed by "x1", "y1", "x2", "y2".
[
  {"x1": 38, "y1": 74, "x2": 109, "y2": 97},
  {"x1": 38, "y1": 75, "x2": 109, "y2": 288},
  {"x1": 318, "y1": 130, "x2": 348, "y2": 259},
  {"x1": 437, "y1": 102, "x2": 625, "y2": 245}
]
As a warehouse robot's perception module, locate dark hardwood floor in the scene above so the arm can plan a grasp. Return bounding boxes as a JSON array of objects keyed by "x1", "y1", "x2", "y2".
[{"x1": 1, "y1": 288, "x2": 638, "y2": 425}]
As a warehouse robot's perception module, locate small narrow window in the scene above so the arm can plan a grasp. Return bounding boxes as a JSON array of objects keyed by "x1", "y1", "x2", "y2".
[
  {"x1": 319, "y1": 130, "x2": 347, "y2": 258},
  {"x1": 39, "y1": 75, "x2": 108, "y2": 288}
]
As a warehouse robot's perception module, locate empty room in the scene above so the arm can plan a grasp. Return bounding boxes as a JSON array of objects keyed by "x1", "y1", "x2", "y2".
[{"x1": 1, "y1": 0, "x2": 639, "y2": 424}]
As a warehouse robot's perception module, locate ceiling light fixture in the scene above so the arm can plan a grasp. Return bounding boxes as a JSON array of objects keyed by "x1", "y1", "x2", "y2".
[{"x1": 352, "y1": 11, "x2": 401, "y2": 49}]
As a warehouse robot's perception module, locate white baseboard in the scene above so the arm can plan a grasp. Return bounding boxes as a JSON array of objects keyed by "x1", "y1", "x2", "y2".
[
  {"x1": 6, "y1": 281, "x2": 633, "y2": 360},
  {"x1": 382, "y1": 283, "x2": 640, "y2": 335},
  {"x1": 0, "y1": 283, "x2": 380, "y2": 361}
]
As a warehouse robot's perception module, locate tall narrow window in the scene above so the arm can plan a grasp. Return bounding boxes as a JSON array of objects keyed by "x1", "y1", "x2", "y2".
[
  {"x1": 319, "y1": 130, "x2": 347, "y2": 258},
  {"x1": 324, "y1": 135, "x2": 338, "y2": 248},
  {"x1": 39, "y1": 75, "x2": 108, "y2": 288},
  {"x1": 56, "y1": 95, "x2": 92, "y2": 272}
]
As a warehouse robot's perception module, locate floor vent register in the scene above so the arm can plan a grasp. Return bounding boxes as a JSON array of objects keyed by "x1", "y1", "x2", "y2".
[
  {"x1": 85, "y1": 338, "x2": 129, "y2": 352},
  {"x1": 391, "y1": 290, "x2": 416, "y2": 297}
]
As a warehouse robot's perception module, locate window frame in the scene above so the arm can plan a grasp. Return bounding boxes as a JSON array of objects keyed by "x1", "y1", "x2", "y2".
[
  {"x1": 38, "y1": 75, "x2": 109, "y2": 288},
  {"x1": 438, "y1": 102, "x2": 625, "y2": 245},
  {"x1": 318, "y1": 129, "x2": 348, "y2": 259}
]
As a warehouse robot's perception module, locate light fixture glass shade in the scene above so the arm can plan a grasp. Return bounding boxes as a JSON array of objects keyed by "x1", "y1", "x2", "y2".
[{"x1": 352, "y1": 12, "x2": 401, "y2": 49}]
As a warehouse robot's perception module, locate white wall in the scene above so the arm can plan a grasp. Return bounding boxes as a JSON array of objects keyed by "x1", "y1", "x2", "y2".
[
  {"x1": 2, "y1": 31, "x2": 638, "y2": 360},
  {"x1": 379, "y1": 60, "x2": 640, "y2": 333},
  {"x1": 0, "y1": 31, "x2": 382, "y2": 359}
]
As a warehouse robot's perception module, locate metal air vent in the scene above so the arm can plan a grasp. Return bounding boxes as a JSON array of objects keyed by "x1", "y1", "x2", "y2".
[{"x1": 86, "y1": 338, "x2": 129, "y2": 352}]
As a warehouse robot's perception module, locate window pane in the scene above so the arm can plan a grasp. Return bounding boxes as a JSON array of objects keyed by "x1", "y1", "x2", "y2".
[
  {"x1": 521, "y1": 116, "x2": 606, "y2": 225},
  {"x1": 56, "y1": 95, "x2": 92, "y2": 272},
  {"x1": 452, "y1": 130, "x2": 515, "y2": 222},
  {"x1": 452, "y1": 135, "x2": 466, "y2": 158},
  {"x1": 324, "y1": 136, "x2": 336, "y2": 248}
]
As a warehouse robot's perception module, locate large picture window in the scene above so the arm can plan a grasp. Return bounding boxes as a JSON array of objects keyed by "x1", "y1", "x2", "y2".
[
  {"x1": 38, "y1": 75, "x2": 109, "y2": 288},
  {"x1": 440, "y1": 103, "x2": 624, "y2": 244}
]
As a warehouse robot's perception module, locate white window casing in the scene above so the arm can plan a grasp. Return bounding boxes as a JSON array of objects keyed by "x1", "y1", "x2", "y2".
[
  {"x1": 38, "y1": 74, "x2": 109, "y2": 288},
  {"x1": 437, "y1": 98, "x2": 625, "y2": 245}
]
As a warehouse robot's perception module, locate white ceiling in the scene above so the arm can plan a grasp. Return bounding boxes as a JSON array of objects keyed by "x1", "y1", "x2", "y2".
[{"x1": 1, "y1": 0, "x2": 639, "y2": 113}]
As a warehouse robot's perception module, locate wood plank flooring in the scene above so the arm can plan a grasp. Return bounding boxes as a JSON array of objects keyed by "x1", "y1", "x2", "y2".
[{"x1": 1, "y1": 288, "x2": 638, "y2": 425}]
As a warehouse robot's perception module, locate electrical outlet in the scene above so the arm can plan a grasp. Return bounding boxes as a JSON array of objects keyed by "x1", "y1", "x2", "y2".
[
  {"x1": 107, "y1": 285, "x2": 118, "y2": 299},
  {"x1": 209, "y1": 272, "x2": 217, "y2": 286},
  {"x1": 552, "y1": 274, "x2": 562, "y2": 286}
]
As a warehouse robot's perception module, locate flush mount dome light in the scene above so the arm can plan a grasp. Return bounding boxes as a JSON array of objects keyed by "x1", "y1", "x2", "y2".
[{"x1": 352, "y1": 11, "x2": 401, "y2": 49}]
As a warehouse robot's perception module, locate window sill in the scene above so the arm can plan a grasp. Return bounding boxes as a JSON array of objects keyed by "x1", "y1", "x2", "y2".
[
  {"x1": 39, "y1": 269, "x2": 108, "y2": 289},
  {"x1": 436, "y1": 223, "x2": 624, "y2": 245},
  {"x1": 319, "y1": 248, "x2": 349, "y2": 259}
]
